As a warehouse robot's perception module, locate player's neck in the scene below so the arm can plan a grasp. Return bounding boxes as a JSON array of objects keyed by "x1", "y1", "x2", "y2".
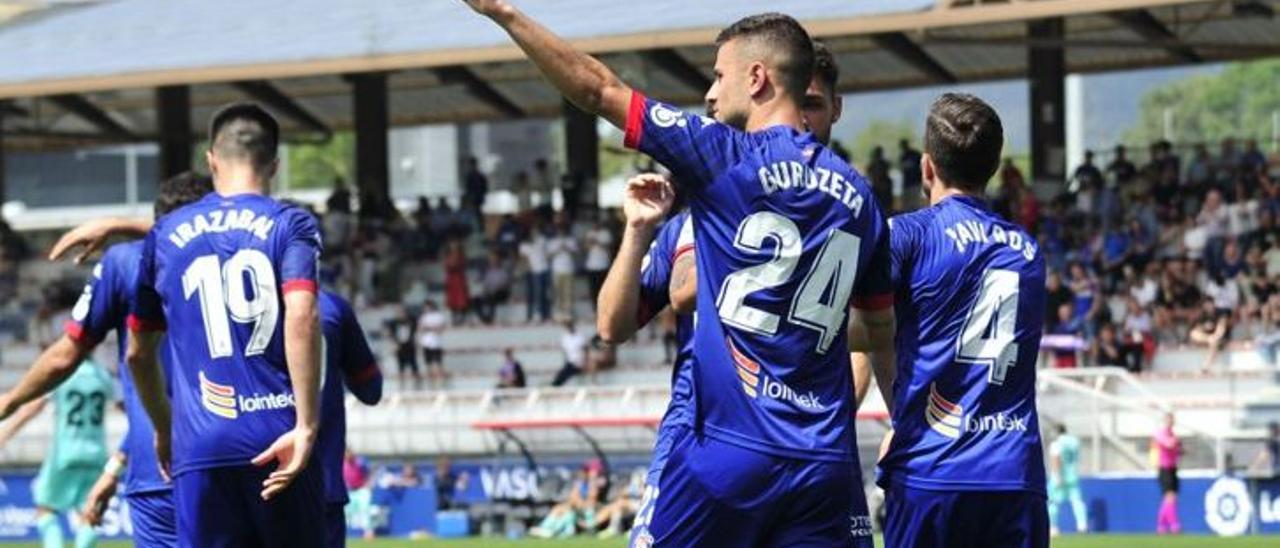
[
  {"x1": 928, "y1": 186, "x2": 976, "y2": 207},
  {"x1": 745, "y1": 101, "x2": 805, "y2": 134},
  {"x1": 213, "y1": 165, "x2": 269, "y2": 197}
]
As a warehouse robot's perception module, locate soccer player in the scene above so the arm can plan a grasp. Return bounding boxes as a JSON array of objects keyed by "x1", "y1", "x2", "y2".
[
  {"x1": 0, "y1": 360, "x2": 113, "y2": 548},
  {"x1": 873, "y1": 94, "x2": 1049, "y2": 547},
  {"x1": 128, "y1": 102, "x2": 326, "y2": 546},
  {"x1": 0, "y1": 171, "x2": 212, "y2": 548},
  {"x1": 1048, "y1": 424, "x2": 1087, "y2": 535},
  {"x1": 463, "y1": 2, "x2": 891, "y2": 544},
  {"x1": 595, "y1": 42, "x2": 863, "y2": 545}
]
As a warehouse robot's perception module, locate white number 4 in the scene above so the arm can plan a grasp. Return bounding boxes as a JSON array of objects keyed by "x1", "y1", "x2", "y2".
[
  {"x1": 956, "y1": 269, "x2": 1020, "y2": 385},
  {"x1": 716, "y1": 212, "x2": 861, "y2": 354}
]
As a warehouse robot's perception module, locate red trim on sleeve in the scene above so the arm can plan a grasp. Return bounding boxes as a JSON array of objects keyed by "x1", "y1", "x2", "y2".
[
  {"x1": 851, "y1": 293, "x2": 894, "y2": 311},
  {"x1": 282, "y1": 280, "x2": 318, "y2": 294},
  {"x1": 346, "y1": 364, "x2": 381, "y2": 385},
  {"x1": 672, "y1": 244, "x2": 695, "y2": 263},
  {"x1": 623, "y1": 91, "x2": 647, "y2": 150},
  {"x1": 63, "y1": 320, "x2": 96, "y2": 344},
  {"x1": 126, "y1": 314, "x2": 166, "y2": 332}
]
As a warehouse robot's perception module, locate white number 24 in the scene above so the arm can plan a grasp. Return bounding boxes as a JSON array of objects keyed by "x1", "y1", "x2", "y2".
[
  {"x1": 956, "y1": 269, "x2": 1020, "y2": 385},
  {"x1": 715, "y1": 212, "x2": 861, "y2": 354},
  {"x1": 182, "y1": 249, "x2": 280, "y2": 358}
]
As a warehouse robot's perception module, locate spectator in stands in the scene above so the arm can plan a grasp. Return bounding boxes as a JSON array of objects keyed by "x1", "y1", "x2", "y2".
[
  {"x1": 1242, "y1": 138, "x2": 1268, "y2": 176},
  {"x1": 1247, "y1": 422, "x2": 1280, "y2": 477},
  {"x1": 1152, "y1": 413, "x2": 1183, "y2": 535},
  {"x1": 1123, "y1": 296, "x2": 1156, "y2": 371},
  {"x1": 1216, "y1": 137, "x2": 1242, "y2": 185},
  {"x1": 899, "y1": 139, "x2": 923, "y2": 209},
  {"x1": 1197, "y1": 189, "x2": 1229, "y2": 269},
  {"x1": 1187, "y1": 143, "x2": 1213, "y2": 188},
  {"x1": 1228, "y1": 183, "x2": 1260, "y2": 250},
  {"x1": 1068, "y1": 262, "x2": 1102, "y2": 338},
  {"x1": 1072, "y1": 150, "x2": 1104, "y2": 194},
  {"x1": 416, "y1": 300, "x2": 447, "y2": 388},
  {"x1": 1099, "y1": 221, "x2": 1130, "y2": 289},
  {"x1": 1090, "y1": 323, "x2": 1127, "y2": 369},
  {"x1": 866, "y1": 146, "x2": 892, "y2": 211},
  {"x1": 463, "y1": 155, "x2": 489, "y2": 227},
  {"x1": 512, "y1": 170, "x2": 533, "y2": 215},
  {"x1": 443, "y1": 239, "x2": 472, "y2": 325},
  {"x1": 520, "y1": 225, "x2": 552, "y2": 323},
  {"x1": 386, "y1": 306, "x2": 420, "y2": 391},
  {"x1": 547, "y1": 219, "x2": 579, "y2": 320},
  {"x1": 494, "y1": 214, "x2": 523, "y2": 258},
  {"x1": 29, "y1": 284, "x2": 71, "y2": 350},
  {"x1": 496, "y1": 348, "x2": 526, "y2": 389},
  {"x1": 435, "y1": 456, "x2": 461, "y2": 511},
  {"x1": 552, "y1": 321, "x2": 588, "y2": 387},
  {"x1": 1046, "y1": 271, "x2": 1073, "y2": 331},
  {"x1": 1107, "y1": 145, "x2": 1136, "y2": 186},
  {"x1": 1188, "y1": 298, "x2": 1230, "y2": 371},
  {"x1": 1127, "y1": 264, "x2": 1159, "y2": 309},
  {"x1": 475, "y1": 250, "x2": 513, "y2": 325},
  {"x1": 530, "y1": 460, "x2": 606, "y2": 539},
  {"x1": 532, "y1": 158, "x2": 557, "y2": 214},
  {"x1": 1255, "y1": 293, "x2": 1280, "y2": 366},
  {"x1": 1048, "y1": 303, "x2": 1084, "y2": 369},
  {"x1": 583, "y1": 218, "x2": 614, "y2": 310}
]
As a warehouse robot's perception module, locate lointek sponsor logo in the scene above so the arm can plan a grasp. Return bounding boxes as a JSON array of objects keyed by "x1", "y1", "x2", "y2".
[
  {"x1": 759, "y1": 376, "x2": 824, "y2": 411},
  {"x1": 964, "y1": 412, "x2": 1029, "y2": 434},
  {"x1": 237, "y1": 392, "x2": 295, "y2": 413}
]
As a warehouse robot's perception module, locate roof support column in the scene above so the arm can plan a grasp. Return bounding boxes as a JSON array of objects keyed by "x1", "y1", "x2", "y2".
[
  {"x1": 349, "y1": 72, "x2": 392, "y2": 219},
  {"x1": 156, "y1": 85, "x2": 192, "y2": 180},
  {"x1": 562, "y1": 99, "x2": 597, "y2": 223},
  {"x1": 1028, "y1": 18, "x2": 1067, "y2": 184}
]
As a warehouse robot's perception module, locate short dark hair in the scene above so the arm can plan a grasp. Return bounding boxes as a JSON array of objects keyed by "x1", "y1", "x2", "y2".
[
  {"x1": 924, "y1": 93, "x2": 1003, "y2": 193},
  {"x1": 208, "y1": 102, "x2": 280, "y2": 173},
  {"x1": 155, "y1": 171, "x2": 213, "y2": 217},
  {"x1": 715, "y1": 13, "x2": 814, "y2": 103},
  {"x1": 811, "y1": 41, "x2": 838, "y2": 97}
]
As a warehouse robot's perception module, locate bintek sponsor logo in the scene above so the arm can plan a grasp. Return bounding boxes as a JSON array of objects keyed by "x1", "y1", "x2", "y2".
[{"x1": 926, "y1": 383, "x2": 1027, "y2": 439}]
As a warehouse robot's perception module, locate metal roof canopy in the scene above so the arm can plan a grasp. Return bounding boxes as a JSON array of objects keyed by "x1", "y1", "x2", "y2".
[{"x1": 0, "y1": 0, "x2": 1277, "y2": 151}]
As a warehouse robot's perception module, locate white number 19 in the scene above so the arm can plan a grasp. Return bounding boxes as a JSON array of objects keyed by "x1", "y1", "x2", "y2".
[{"x1": 182, "y1": 249, "x2": 280, "y2": 359}]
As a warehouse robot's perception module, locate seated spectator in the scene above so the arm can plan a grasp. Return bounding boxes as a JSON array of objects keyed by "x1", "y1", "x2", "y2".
[
  {"x1": 1123, "y1": 296, "x2": 1156, "y2": 371},
  {"x1": 1046, "y1": 271, "x2": 1074, "y2": 331},
  {"x1": 591, "y1": 469, "x2": 646, "y2": 539},
  {"x1": 1047, "y1": 303, "x2": 1085, "y2": 369},
  {"x1": 1188, "y1": 299, "x2": 1230, "y2": 371},
  {"x1": 1068, "y1": 262, "x2": 1102, "y2": 338},
  {"x1": 497, "y1": 348, "x2": 527, "y2": 389},
  {"x1": 1204, "y1": 273, "x2": 1241, "y2": 317},
  {"x1": 552, "y1": 321, "x2": 589, "y2": 387},
  {"x1": 1128, "y1": 264, "x2": 1159, "y2": 309},
  {"x1": 1255, "y1": 294, "x2": 1280, "y2": 366},
  {"x1": 475, "y1": 250, "x2": 513, "y2": 325},
  {"x1": 1220, "y1": 240, "x2": 1247, "y2": 280},
  {"x1": 530, "y1": 460, "x2": 607, "y2": 539},
  {"x1": 1091, "y1": 323, "x2": 1128, "y2": 369}
]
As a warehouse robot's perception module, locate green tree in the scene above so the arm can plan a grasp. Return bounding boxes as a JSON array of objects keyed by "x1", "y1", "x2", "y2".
[
  {"x1": 286, "y1": 132, "x2": 354, "y2": 190},
  {"x1": 1125, "y1": 59, "x2": 1280, "y2": 147}
]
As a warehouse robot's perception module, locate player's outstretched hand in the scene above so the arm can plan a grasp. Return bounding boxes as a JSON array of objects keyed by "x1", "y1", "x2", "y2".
[
  {"x1": 252, "y1": 426, "x2": 317, "y2": 500},
  {"x1": 154, "y1": 431, "x2": 172, "y2": 481},
  {"x1": 460, "y1": 0, "x2": 515, "y2": 19},
  {"x1": 82, "y1": 472, "x2": 119, "y2": 526},
  {"x1": 49, "y1": 218, "x2": 118, "y2": 264},
  {"x1": 623, "y1": 173, "x2": 675, "y2": 230}
]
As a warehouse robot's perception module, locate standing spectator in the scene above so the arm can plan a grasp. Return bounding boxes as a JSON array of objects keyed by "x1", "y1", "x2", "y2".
[
  {"x1": 417, "y1": 301, "x2": 447, "y2": 387},
  {"x1": 1216, "y1": 137, "x2": 1242, "y2": 185},
  {"x1": 1187, "y1": 143, "x2": 1213, "y2": 188},
  {"x1": 1197, "y1": 189, "x2": 1229, "y2": 271},
  {"x1": 1128, "y1": 264, "x2": 1159, "y2": 309},
  {"x1": 520, "y1": 227, "x2": 552, "y2": 323},
  {"x1": 475, "y1": 250, "x2": 513, "y2": 325},
  {"x1": 532, "y1": 159, "x2": 558, "y2": 214},
  {"x1": 547, "y1": 221, "x2": 580, "y2": 320},
  {"x1": 497, "y1": 348, "x2": 527, "y2": 389},
  {"x1": 561, "y1": 170, "x2": 585, "y2": 222},
  {"x1": 512, "y1": 171, "x2": 533, "y2": 215},
  {"x1": 867, "y1": 146, "x2": 893, "y2": 211},
  {"x1": 1069, "y1": 262, "x2": 1102, "y2": 338},
  {"x1": 899, "y1": 139, "x2": 923, "y2": 209},
  {"x1": 1228, "y1": 183, "x2": 1260, "y2": 249},
  {"x1": 494, "y1": 214, "x2": 523, "y2": 257},
  {"x1": 1071, "y1": 150, "x2": 1103, "y2": 193},
  {"x1": 1152, "y1": 413, "x2": 1183, "y2": 535},
  {"x1": 385, "y1": 306, "x2": 420, "y2": 391},
  {"x1": 1247, "y1": 422, "x2": 1280, "y2": 477},
  {"x1": 434, "y1": 457, "x2": 461, "y2": 511},
  {"x1": 1123, "y1": 296, "x2": 1156, "y2": 370},
  {"x1": 443, "y1": 240, "x2": 471, "y2": 325},
  {"x1": 1107, "y1": 145, "x2": 1136, "y2": 186},
  {"x1": 462, "y1": 156, "x2": 489, "y2": 227},
  {"x1": 1257, "y1": 294, "x2": 1280, "y2": 366},
  {"x1": 552, "y1": 321, "x2": 588, "y2": 387},
  {"x1": 583, "y1": 219, "x2": 613, "y2": 309},
  {"x1": 1242, "y1": 138, "x2": 1268, "y2": 176}
]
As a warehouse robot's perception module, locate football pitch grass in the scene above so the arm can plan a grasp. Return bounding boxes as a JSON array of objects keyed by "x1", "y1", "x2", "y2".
[{"x1": 5, "y1": 535, "x2": 1277, "y2": 547}]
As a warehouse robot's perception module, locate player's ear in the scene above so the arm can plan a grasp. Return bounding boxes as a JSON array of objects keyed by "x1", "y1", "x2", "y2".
[
  {"x1": 205, "y1": 150, "x2": 217, "y2": 178},
  {"x1": 747, "y1": 62, "x2": 768, "y2": 98},
  {"x1": 921, "y1": 153, "x2": 938, "y2": 187},
  {"x1": 831, "y1": 95, "x2": 844, "y2": 124}
]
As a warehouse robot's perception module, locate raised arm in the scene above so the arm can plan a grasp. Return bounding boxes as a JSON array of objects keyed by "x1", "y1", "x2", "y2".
[
  {"x1": 49, "y1": 217, "x2": 154, "y2": 264},
  {"x1": 462, "y1": 0, "x2": 632, "y2": 128},
  {"x1": 0, "y1": 397, "x2": 47, "y2": 448},
  {"x1": 596, "y1": 174, "x2": 673, "y2": 343}
]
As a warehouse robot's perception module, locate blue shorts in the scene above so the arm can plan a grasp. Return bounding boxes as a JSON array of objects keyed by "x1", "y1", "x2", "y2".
[
  {"x1": 641, "y1": 426, "x2": 873, "y2": 548},
  {"x1": 126, "y1": 490, "x2": 177, "y2": 548},
  {"x1": 326, "y1": 502, "x2": 346, "y2": 548},
  {"x1": 174, "y1": 464, "x2": 325, "y2": 548},
  {"x1": 883, "y1": 482, "x2": 1049, "y2": 548}
]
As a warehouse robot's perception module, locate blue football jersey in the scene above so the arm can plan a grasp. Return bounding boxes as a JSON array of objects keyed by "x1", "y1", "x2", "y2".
[
  {"x1": 879, "y1": 195, "x2": 1046, "y2": 493},
  {"x1": 625, "y1": 93, "x2": 892, "y2": 462},
  {"x1": 66, "y1": 241, "x2": 170, "y2": 495},
  {"x1": 638, "y1": 212, "x2": 695, "y2": 433},
  {"x1": 317, "y1": 290, "x2": 382, "y2": 504},
  {"x1": 132, "y1": 192, "x2": 322, "y2": 475}
]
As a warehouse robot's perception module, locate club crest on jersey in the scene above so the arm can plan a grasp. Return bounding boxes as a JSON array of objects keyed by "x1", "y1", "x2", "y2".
[
  {"x1": 648, "y1": 103, "x2": 686, "y2": 128},
  {"x1": 926, "y1": 383, "x2": 963, "y2": 439}
]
